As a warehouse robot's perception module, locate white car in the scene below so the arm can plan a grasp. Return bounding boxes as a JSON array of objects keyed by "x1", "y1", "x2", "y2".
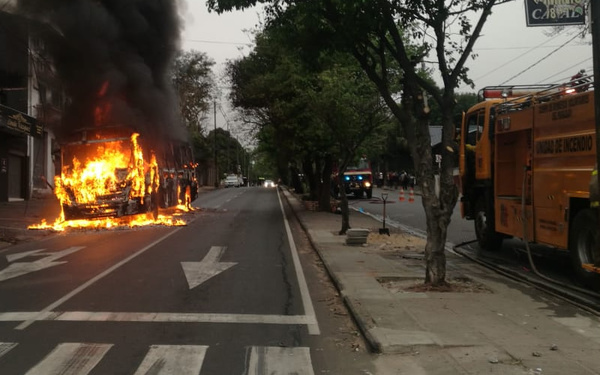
[
  {"x1": 225, "y1": 175, "x2": 240, "y2": 188},
  {"x1": 263, "y1": 179, "x2": 276, "y2": 188}
]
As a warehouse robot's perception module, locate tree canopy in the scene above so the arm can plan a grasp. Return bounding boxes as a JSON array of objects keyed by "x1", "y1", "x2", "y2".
[
  {"x1": 210, "y1": 0, "x2": 506, "y2": 286},
  {"x1": 172, "y1": 50, "x2": 216, "y2": 135}
]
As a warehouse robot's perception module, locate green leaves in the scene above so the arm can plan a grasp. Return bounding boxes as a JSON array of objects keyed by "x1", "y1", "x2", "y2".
[{"x1": 172, "y1": 51, "x2": 215, "y2": 135}]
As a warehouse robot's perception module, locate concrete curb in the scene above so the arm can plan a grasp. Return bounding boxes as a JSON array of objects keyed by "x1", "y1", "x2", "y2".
[{"x1": 280, "y1": 187, "x2": 392, "y2": 353}]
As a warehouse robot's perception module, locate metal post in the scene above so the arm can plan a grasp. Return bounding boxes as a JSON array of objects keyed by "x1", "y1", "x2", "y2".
[{"x1": 379, "y1": 193, "x2": 390, "y2": 235}]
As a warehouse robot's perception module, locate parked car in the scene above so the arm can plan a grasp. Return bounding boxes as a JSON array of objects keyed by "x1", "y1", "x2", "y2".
[{"x1": 225, "y1": 174, "x2": 241, "y2": 188}]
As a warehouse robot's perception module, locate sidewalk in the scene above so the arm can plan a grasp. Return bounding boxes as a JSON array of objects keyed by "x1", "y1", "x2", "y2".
[
  {"x1": 282, "y1": 189, "x2": 600, "y2": 375},
  {"x1": 0, "y1": 196, "x2": 61, "y2": 248}
]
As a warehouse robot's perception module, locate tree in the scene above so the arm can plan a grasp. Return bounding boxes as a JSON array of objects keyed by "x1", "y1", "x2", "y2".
[
  {"x1": 310, "y1": 55, "x2": 391, "y2": 233},
  {"x1": 172, "y1": 50, "x2": 216, "y2": 135},
  {"x1": 226, "y1": 25, "x2": 337, "y2": 202},
  {"x1": 226, "y1": 20, "x2": 392, "y2": 228},
  {"x1": 209, "y1": 0, "x2": 509, "y2": 287},
  {"x1": 207, "y1": 127, "x2": 249, "y2": 181},
  {"x1": 428, "y1": 92, "x2": 479, "y2": 127},
  {"x1": 172, "y1": 50, "x2": 217, "y2": 183}
]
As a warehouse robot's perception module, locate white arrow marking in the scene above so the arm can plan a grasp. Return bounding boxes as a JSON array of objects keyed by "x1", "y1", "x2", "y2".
[
  {"x1": 6, "y1": 249, "x2": 46, "y2": 262},
  {"x1": 0, "y1": 246, "x2": 85, "y2": 282},
  {"x1": 181, "y1": 246, "x2": 237, "y2": 289}
]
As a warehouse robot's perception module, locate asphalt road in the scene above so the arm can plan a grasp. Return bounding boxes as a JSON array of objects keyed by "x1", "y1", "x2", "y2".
[
  {"x1": 0, "y1": 187, "x2": 374, "y2": 374},
  {"x1": 351, "y1": 187, "x2": 473, "y2": 245}
]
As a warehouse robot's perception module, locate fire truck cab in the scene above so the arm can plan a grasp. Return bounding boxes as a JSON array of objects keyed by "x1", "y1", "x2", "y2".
[
  {"x1": 458, "y1": 78, "x2": 600, "y2": 287},
  {"x1": 332, "y1": 157, "x2": 373, "y2": 199}
]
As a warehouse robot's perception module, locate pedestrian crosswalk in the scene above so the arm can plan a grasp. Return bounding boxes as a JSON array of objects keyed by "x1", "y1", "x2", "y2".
[{"x1": 0, "y1": 342, "x2": 315, "y2": 375}]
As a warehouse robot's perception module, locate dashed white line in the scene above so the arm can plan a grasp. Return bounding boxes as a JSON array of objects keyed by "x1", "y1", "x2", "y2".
[{"x1": 0, "y1": 311, "x2": 318, "y2": 325}]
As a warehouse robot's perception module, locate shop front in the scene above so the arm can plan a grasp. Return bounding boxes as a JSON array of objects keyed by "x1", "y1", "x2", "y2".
[{"x1": 0, "y1": 104, "x2": 43, "y2": 201}]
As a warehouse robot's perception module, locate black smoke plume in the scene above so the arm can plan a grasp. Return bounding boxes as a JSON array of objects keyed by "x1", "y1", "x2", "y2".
[{"x1": 16, "y1": 0, "x2": 186, "y2": 145}]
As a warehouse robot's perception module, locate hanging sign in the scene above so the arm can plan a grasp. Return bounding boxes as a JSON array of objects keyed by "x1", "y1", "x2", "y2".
[
  {"x1": 0, "y1": 104, "x2": 43, "y2": 138},
  {"x1": 525, "y1": 0, "x2": 586, "y2": 27}
]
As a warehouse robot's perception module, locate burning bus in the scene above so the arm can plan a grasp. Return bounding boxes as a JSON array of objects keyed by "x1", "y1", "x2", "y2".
[{"x1": 55, "y1": 125, "x2": 197, "y2": 223}]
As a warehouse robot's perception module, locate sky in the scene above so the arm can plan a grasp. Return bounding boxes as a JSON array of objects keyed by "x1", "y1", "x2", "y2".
[
  {"x1": 180, "y1": 1, "x2": 265, "y2": 135},
  {"x1": 461, "y1": 1, "x2": 593, "y2": 91},
  {"x1": 179, "y1": 1, "x2": 594, "y2": 129}
]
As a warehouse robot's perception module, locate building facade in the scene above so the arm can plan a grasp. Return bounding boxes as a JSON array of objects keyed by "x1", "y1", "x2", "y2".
[{"x1": 0, "y1": 11, "x2": 60, "y2": 202}]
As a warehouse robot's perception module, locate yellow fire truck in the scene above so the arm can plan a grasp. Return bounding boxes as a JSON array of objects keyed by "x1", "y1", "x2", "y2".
[{"x1": 458, "y1": 76, "x2": 600, "y2": 287}]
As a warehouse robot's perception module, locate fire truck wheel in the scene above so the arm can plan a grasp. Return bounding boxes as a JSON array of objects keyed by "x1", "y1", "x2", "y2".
[
  {"x1": 474, "y1": 198, "x2": 503, "y2": 252},
  {"x1": 569, "y1": 209, "x2": 600, "y2": 289},
  {"x1": 366, "y1": 189, "x2": 372, "y2": 199}
]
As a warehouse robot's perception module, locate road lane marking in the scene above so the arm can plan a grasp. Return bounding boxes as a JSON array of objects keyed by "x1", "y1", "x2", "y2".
[
  {"x1": 246, "y1": 346, "x2": 315, "y2": 375},
  {"x1": 0, "y1": 342, "x2": 17, "y2": 358},
  {"x1": 0, "y1": 311, "x2": 317, "y2": 325},
  {"x1": 277, "y1": 189, "x2": 320, "y2": 335},
  {"x1": 133, "y1": 345, "x2": 208, "y2": 375},
  {"x1": 0, "y1": 247, "x2": 85, "y2": 282},
  {"x1": 7, "y1": 249, "x2": 47, "y2": 262},
  {"x1": 181, "y1": 246, "x2": 237, "y2": 289},
  {"x1": 1, "y1": 344, "x2": 314, "y2": 374},
  {"x1": 14, "y1": 228, "x2": 184, "y2": 330},
  {"x1": 24, "y1": 343, "x2": 112, "y2": 375}
]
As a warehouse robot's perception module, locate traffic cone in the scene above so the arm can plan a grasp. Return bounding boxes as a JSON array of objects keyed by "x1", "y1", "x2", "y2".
[
  {"x1": 398, "y1": 187, "x2": 405, "y2": 202},
  {"x1": 408, "y1": 187, "x2": 415, "y2": 203}
]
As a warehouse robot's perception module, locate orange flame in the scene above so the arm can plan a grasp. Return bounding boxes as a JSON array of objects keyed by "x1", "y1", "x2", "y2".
[{"x1": 29, "y1": 133, "x2": 192, "y2": 232}]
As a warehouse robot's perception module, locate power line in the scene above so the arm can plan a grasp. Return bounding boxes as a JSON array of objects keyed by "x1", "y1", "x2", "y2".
[
  {"x1": 476, "y1": 43, "x2": 589, "y2": 51},
  {"x1": 473, "y1": 28, "x2": 569, "y2": 82},
  {"x1": 183, "y1": 38, "x2": 252, "y2": 46},
  {"x1": 537, "y1": 57, "x2": 593, "y2": 84},
  {"x1": 499, "y1": 32, "x2": 582, "y2": 85}
]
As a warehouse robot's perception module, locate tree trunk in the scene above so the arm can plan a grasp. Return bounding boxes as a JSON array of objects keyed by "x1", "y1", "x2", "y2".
[
  {"x1": 339, "y1": 186, "x2": 350, "y2": 234},
  {"x1": 421, "y1": 172, "x2": 448, "y2": 285},
  {"x1": 290, "y1": 164, "x2": 303, "y2": 194},
  {"x1": 301, "y1": 157, "x2": 318, "y2": 200},
  {"x1": 404, "y1": 85, "x2": 457, "y2": 287},
  {"x1": 337, "y1": 162, "x2": 350, "y2": 234},
  {"x1": 319, "y1": 154, "x2": 333, "y2": 212}
]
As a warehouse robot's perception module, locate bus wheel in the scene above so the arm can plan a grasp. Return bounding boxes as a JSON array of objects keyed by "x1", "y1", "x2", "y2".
[
  {"x1": 474, "y1": 198, "x2": 503, "y2": 252},
  {"x1": 569, "y1": 209, "x2": 600, "y2": 289}
]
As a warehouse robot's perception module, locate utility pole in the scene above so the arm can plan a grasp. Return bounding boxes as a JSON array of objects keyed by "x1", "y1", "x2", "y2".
[
  {"x1": 214, "y1": 100, "x2": 218, "y2": 188},
  {"x1": 592, "y1": 0, "x2": 600, "y2": 269},
  {"x1": 592, "y1": 1, "x2": 600, "y2": 175}
]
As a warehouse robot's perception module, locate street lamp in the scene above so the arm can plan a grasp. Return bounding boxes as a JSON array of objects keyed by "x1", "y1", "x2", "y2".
[{"x1": 379, "y1": 193, "x2": 390, "y2": 236}]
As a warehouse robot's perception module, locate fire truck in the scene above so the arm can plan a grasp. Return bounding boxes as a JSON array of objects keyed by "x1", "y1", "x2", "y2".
[
  {"x1": 332, "y1": 157, "x2": 373, "y2": 199},
  {"x1": 56, "y1": 126, "x2": 197, "y2": 221},
  {"x1": 458, "y1": 76, "x2": 600, "y2": 287}
]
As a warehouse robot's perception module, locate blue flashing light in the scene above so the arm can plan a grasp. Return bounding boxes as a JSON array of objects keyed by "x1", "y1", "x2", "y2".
[
  {"x1": 344, "y1": 176, "x2": 350, "y2": 181},
  {"x1": 358, "y1": 175, "x2": 363, "y2": 180}
]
